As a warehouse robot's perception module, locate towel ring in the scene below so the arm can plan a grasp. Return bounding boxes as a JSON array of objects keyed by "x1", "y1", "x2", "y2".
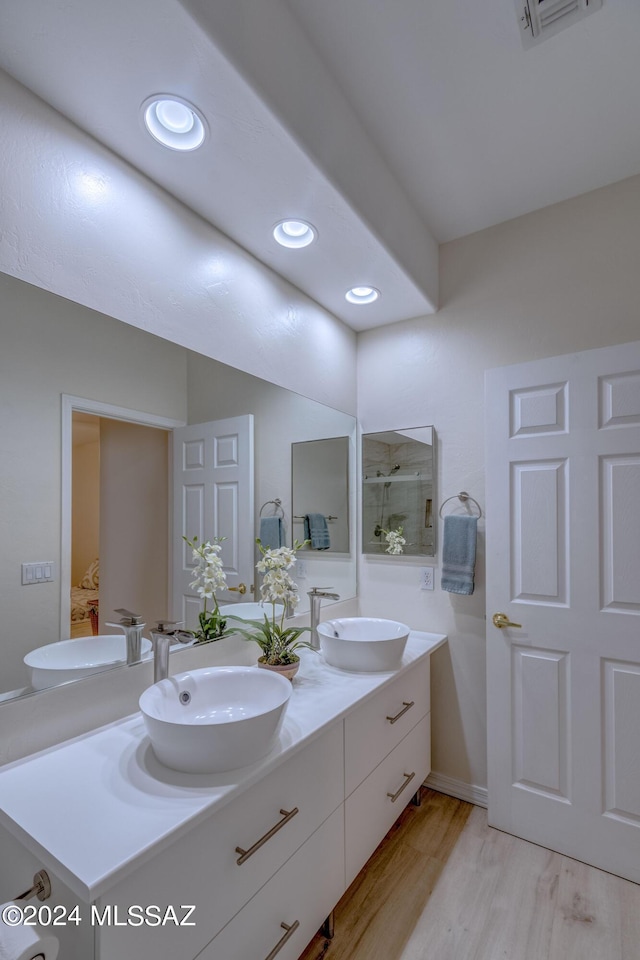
[
  {"x1": 260, "y1": 498, "x2": 285, "y2": 518},
  {"x1": 439, "y1": 491, "x2": 483, "y2": 519}
]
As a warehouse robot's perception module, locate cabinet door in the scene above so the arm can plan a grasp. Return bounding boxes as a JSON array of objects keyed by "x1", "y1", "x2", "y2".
[
  {"x1": 345, "y1": 714, "x2": 431, "y2": 887},
  {"x1": 95, "y1": 723, "x2": 343, "y2": 960},
  {"x1": 197, "y1": 807, "x2": 345, "y2": 960},
  {"x1": 345, "y1": 659, "x2": 430, "y2": 796}
]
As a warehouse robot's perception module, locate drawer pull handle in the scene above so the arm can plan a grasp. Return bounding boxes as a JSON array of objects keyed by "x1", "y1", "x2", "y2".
[
  {"x1": 264, "y1": 920, "x2": 300, "y2": 960},
  {"x1": 236, "y1": 807, "x2": 299, "y2": 865},
  {"x1": 387, "y1": 771, "x2": 416, "y2": 803},
  {"x1": 386, "y1": 700, "x2": 415, "y2": 724}
]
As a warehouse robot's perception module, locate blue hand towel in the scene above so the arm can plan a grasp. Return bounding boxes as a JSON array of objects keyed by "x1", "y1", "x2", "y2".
[
  {"x1": 441, "y1": 515, "x2": 478, "y2": 595},
  {"x1": 304, "y1": 513, "x2": 330, "y2": 550},
  {"x1": 260, "y1": 516, "x2": 285, "y2": 550}
]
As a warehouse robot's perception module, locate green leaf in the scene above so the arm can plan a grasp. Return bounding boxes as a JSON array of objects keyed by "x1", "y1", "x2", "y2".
[{"x1": 225, "y1": 612, "x2": 312, "y2": 663}]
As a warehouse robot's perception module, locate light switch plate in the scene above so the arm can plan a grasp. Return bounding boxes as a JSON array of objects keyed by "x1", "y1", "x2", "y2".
[{"x1": 22, "y1": 561, "x2": 56, "y2": 585}]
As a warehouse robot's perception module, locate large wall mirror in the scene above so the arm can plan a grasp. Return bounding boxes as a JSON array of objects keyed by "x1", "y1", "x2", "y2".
[
  {"x1": 0, "y1": 272, "x2": 356, "y2": 704},
  {"x1": 362, "y1": 426, "x2": 436, "y2": 557}
]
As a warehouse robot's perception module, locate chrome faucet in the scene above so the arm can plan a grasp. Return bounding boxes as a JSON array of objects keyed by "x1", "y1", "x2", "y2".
[
  {"x1": 149, "y1": 620, "x2": 190, "y2": 683},
  {"x1": 308, "y1": 587, "x2": 340, "y2": 649},
  {"x1": 105, "y1": 608, "x2": 145, "y2": 665}
]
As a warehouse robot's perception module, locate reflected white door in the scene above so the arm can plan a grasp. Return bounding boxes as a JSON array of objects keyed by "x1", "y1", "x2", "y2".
[
  {"x1": 172, "y1": 415, "x2": 254, "y2": 631},
  {"x1": 486, "y1": 340, "x2": 640, "y2": 882}
]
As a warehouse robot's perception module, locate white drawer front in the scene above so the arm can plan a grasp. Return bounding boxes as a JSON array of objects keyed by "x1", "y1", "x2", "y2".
[
  {"x1": 96, "y1": 722, "x2": 343, "y2": 960},
  {"x1": 344, "y1": 659, "x2": 430, "y2": 796},
  {"x1": 198, "y1": 806, "x2": 345, "y2": 960},
  {"x1": 345, "y1": 713, "x2": 431, "y2": 888}
]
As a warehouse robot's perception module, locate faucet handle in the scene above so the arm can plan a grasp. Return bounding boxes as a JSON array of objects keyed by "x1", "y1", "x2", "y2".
[
  {"x1": 308, "y1": 586, "x2": 335, "y2": 595},
  {"x1": 114, "y1": 607, "x2": 144, "y2": 625},
  {"x1": 153, "y1": 620, "x2": 183, "y2": 634}
]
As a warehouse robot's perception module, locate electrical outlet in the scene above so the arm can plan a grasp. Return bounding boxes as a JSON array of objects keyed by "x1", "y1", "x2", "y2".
[{"x1": 420, "y1": 566, "x2": 434, "y2": 591}]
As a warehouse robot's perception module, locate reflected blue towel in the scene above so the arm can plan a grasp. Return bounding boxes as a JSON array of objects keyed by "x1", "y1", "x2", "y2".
[
  {"x1": 259, "y1": 516, "x2": 285, "y2": 550},
  {"x1": 441, "y1": 515, "x2": 478, "y2": 595},
  {"x1": 304, "y1": 513, "x2": 330, "y2": 550}
]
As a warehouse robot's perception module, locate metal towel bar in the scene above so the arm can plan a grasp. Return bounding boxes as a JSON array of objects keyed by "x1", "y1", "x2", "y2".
[{"x1": 293, "y1": 515, "x2": 337, "y2": 521}]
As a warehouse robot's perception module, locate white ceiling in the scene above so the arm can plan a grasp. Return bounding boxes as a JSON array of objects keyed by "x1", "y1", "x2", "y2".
[
  {"x1": 1, "y1": 0, "x2": 639, "y2": 330},
  {"x1": 285, "y1": 0, "x2": 640, "y2": 242}
]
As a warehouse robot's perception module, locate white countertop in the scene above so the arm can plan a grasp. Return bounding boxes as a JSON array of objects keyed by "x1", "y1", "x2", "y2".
[{"x1": 0, "y1": 632, "x2": 446, "y2": 901}]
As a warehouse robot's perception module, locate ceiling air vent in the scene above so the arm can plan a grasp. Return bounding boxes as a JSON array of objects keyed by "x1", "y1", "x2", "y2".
[{"x1": 516, "y1": 0, "x2": 602, "y2": 48}]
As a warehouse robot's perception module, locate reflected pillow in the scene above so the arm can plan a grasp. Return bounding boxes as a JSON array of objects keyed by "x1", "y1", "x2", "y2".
[{"x1": 79, "y1": 557, "x2": 99, "y2": 589}]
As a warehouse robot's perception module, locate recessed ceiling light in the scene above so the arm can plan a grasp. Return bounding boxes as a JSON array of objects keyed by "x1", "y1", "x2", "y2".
[
  {"x1": 345, "y1": 286, "x2": 380, "y2": 305},
  {"x1": 142, "y1": 95, "x2": 207, "y2": 151},
  {"x1": 273, "y1": 220, "x2": 316, "y2": 248}
]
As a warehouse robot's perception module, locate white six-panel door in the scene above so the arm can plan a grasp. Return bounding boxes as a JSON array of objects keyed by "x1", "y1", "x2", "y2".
[
  {"x1": 486, "y1": 340, "x2": 640, "y2": 882},
  {"x1": 172, "y1": 415, "x2": 254, "y2": 632}
]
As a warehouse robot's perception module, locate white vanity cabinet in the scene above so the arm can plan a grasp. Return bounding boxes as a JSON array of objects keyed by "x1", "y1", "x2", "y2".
[
  {"x1": 0, "y1": 632, "x2": 446, "y2": 960},
  {"x1": 344, "y1": 660, "x2": 431, "y2": 886},
  {"x1": 201, "y1": 658, "x2": 434, "y2": 960},
  {"x1": 345, "y1": 715, "x2": 430, "y2": 886},
  {"x1": 95, "y1": 723, "x2": 344, "y2": 960},
  {"x1": 199, "y1": 807, "x2": 345, "y2": 960},
  {"x1": 344, "y1": 658, "x2": 430, "y2": 796}
]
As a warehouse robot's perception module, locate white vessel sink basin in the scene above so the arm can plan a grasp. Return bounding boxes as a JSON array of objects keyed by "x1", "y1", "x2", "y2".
[
  {"x1": 139, "y1": 666, "x2": 292, "y2": 774},
  {"x1": 317, "y1": 617, "x2": 410, "y2": 672},
  {"x1": 219, "y1": 602, "x2": 285, "y2": 622},
  {"x1": 24, "y1": 635, "x2": 153, "y2": 690}
]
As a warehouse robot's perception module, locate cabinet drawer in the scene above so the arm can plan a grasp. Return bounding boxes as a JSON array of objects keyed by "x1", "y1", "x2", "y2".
[
  {"x1": 96, "y1": 723, "x2": 343, "y2": 960},
  {"x1": 345, "y1": 713, "x2": 430, "y2": 888},
  {"x1": 198, "y1": 806, "x2": 345, "y2": 960},
  {"x1": 344, "y1": 659, "x2": 430, "y2": 796}
]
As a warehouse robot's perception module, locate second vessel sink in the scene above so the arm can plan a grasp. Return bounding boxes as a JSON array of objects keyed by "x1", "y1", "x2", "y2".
[
  {"x1": 24, "y1": 634, "x2": 153, "y2": 690},
  {"x1": 139, "y1": 666, "x2": 292, "y2": 774},
  {"x1": 316, "y1": 617, "x2": 410, "y2": 672}
]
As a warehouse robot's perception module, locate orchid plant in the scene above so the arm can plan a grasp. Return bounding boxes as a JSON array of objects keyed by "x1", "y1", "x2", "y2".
[
  {"x1": 382, "y1": 526, "x2": 406, "y2": 555},
  {"x1": 230, "y1": 538, "x2": 312, "y2": 665},
  {"x1": 184, "y1": 535, "x2": 230, "y2": 642}
]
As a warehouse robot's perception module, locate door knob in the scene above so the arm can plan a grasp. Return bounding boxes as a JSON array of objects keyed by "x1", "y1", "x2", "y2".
[
  {"x1": 229, "y1": 583, "x2": 247, "y2": 595},
  {"x1": 492, "y1": 612, "x2": 522, "y2": 629}
]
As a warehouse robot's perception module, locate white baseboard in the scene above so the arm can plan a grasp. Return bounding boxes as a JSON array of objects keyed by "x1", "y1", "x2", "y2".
[{"x1": 424, "y1": 771, "x2": 488, "y2": 808}]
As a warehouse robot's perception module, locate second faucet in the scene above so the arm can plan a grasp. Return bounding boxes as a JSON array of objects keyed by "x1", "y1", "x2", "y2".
[{"x1": 308, "y1": 587, "x2": 340, "y2": 649}]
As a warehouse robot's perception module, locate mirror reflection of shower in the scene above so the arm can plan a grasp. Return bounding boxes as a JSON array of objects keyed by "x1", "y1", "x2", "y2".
[
  {"x1": 372, "y1": 464, "x2": 402, "y2": 538},
  {"x1": 362, "y1": 427, "x2": 436, "y2": 557}
]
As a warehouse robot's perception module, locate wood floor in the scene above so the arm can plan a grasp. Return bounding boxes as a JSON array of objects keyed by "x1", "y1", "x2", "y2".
[{"x1": 298, "y1": 789, "x2": 640, "y2": 960}]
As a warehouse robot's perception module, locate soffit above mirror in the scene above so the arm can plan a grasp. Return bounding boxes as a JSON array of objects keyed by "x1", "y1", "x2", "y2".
[{"x1": 0, "y1": 0, "x2": 437, "y2": 330}]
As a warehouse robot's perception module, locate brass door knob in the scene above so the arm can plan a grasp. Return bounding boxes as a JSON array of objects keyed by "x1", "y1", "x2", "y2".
[
  {"x1": 492, "y1": 612, "x2": 522, "y2": 629},
  {"x1": 229, "y1": 583, "x2": 247, "y2": 595}
]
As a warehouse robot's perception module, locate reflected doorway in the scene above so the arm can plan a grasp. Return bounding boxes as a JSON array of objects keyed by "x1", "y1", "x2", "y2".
[
  {"x1": 64, "y1": 400, "x2": 176, "y2": 640},
  {"x1": 71, "y1": 413, "x2": 100, "y2": 637}
]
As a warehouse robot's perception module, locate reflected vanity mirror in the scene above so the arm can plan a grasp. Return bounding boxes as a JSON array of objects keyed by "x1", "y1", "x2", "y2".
[
  {"x1": 291, "y1": 437, "x2": 350, "y2": 554},
  {"x1": 0, "y1": 272, "x2": 356, "y2": 704},
  {"x1": 362, "y1": 426, "x2": 436, "y2": 557}
]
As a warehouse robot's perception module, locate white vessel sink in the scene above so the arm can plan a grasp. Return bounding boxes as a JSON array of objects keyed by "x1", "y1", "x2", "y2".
[
  {"x1": 316, "y1": 617, "x2": 410, "y2": 672},
  {"x1": 24, "y1": 634, "x2": 153, "y2": 690},
  {"x1": 219, "y1": 602, "x2": 285, "y2": 622},
  {"x1": 139, "y1": 666, "x2": 292, "y2": 774}
]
